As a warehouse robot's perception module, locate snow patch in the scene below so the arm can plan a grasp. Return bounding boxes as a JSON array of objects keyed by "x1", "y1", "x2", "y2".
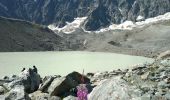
[
  {"x1": 48, "y1": 12, "x2": 170, "y2": 34},
  {"x1": 95, "y1": 12, "x2": 170, "y2": 33},
  {"x1": 95, "y1": 21, "x2": 135, "y2": 33},
  {"x1": 136, "y1": 15, "x2": 144, "y2": 21},
  {"x1": 48, "y1": 17, "x2": 87, "y2": 34}
]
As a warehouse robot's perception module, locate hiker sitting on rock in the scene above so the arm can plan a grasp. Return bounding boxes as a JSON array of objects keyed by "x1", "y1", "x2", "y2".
[
  {"x1": 33, "y1": 65, "x2": 38, "y2": 73},
  {"x1": 21, "y1": 68, "x2": 25, "y2": 72}
]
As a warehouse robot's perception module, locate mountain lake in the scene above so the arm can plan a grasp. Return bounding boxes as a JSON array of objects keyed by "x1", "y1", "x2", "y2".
[{"x1": 0, "y1": 51, "x2": 154, "y2": 77}]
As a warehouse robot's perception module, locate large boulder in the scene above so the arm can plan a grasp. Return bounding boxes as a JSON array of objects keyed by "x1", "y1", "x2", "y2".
[
  {"x1": 47, "y1": 72, "x2": 90, "y2": 96},
  {"x1": 6, "y1": 69, "x2": 41, "y2": 93},
  {"x1": 47, "y1": 77, "x2": 78, "y2": 96},
  {"x1": 157, "y1": 50, "x2": 170, "y2": 60},
  {"x1": 5, "y1": 85, "x2": 30, "y2": 100},
  {"x1": 88, "y1": 76, "x2": 142, "y2": 100},
  {"x1": 66, "y1": 71, "x2": 90, "y2": 84},
  {"x1": 39, "y1": 76, "x2": 55, "y2": 92},
  {"x1": 0, "y1": 95, "x2": 5, "y2": 100},
  {"x1": 29, "y1": 91, "x2": 61, "y2": 100}
]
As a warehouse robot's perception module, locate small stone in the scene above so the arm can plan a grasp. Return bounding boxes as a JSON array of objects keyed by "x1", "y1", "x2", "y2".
[
  {"x1": 141, "y1": 72, "x2": 150, "y2": 80},
  {"x1": 158, "y1": 81, "x2": 168, "y2": 89},
  {"x1": 0, "y1": 86, "x2": 6, "y2": 95},
  {"x1": 86, "y1": 73, "x2": 94, "y2": 77},
  {"x1": 140, "y1": 94, "x2": 151, "y2": 100},
  {"x1": 3, "y1": 76, "x2": 9, "y2": 80},
  {"x1": 165, "y1": 92, "x2": 170, "y2": 99},
  {"x1": 164, "y1": 78, "x2": 170, "y2": 84}
]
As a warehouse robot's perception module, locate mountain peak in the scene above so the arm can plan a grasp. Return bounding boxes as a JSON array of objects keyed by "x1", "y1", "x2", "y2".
[{"x1": 0, "y1": 0, "x2": 170, "y2": 31}]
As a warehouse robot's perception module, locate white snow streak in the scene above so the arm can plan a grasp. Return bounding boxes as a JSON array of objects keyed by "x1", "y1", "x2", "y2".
[{"x1": 48, "y1": 17, "x2": 87, "y2": 34}]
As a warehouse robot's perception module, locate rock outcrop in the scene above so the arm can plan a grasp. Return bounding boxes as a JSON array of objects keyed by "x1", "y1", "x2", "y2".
[
  {"x1": 88, "y1": 56, "x2": 170, "y2": 100},
  {"x1": 0, "y1": 86, "x2": 6, "y2": 95},
  {"x1": 40, "y1": 71, "x2": 90, "y2": 96},
  {"x1": 0, "y1": 68, "x2": 41, "y2": 99},
  {"x1": 5, "y1": 69, "x2": 41, "y2": 93},
  {"x1": 88, "y1": 76, "x2": 142, "y2": 100},
  {"x1": 5, "y1": 85, "x2": 30, "y2": 100}
]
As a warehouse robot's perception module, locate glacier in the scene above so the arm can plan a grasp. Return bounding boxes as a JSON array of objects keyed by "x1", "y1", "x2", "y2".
[{"x1": 48, "y1": 12, "x2": 170, "y2": 34}]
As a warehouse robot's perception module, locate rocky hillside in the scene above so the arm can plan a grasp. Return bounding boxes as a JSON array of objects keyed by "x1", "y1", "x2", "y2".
[
  {"x1": 0, "y1": 0, "x2": 170, "y2": 30},
  {"x1": 62, "y1": 19, "x2": 170, "y2": 58},
  {"x1": 0, "y1": 17, "x2": 70, "y2": 52},
  {"x1": 0, "y1": 51, "x2": 170, "y2": 100}
]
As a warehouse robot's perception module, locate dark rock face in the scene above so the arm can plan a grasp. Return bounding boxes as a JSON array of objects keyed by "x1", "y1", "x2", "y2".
[
  {"x1": 0, "y1": 0, "x2": 170, "y2": 31},
  {"x1": 5, "y1": 85, "x2": 31, "y2": 100},
  {"x1": 6, "y1": 69, "x2": 41, "y2": 93},
  {"x1": 66, "y1": 71, "x2": 90, "y2": 84}
]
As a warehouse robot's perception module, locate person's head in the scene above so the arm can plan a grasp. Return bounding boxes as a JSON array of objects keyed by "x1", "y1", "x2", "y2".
[
  {"x1": 33, "y1": 66, "x2": 36, "y2": 68},
  {"x1": 23, "y1": 68, "x2": 25, "y2": 70}
]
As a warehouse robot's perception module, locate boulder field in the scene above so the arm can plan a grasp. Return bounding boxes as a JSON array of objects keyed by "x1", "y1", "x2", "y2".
[{"x1": 0, "y1": 51, "x2": 170, "y2": 100}]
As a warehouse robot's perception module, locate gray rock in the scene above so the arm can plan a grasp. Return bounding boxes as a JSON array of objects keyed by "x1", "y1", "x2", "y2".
[
  {"x1": 0, "y1": 95, "x2": 5, "y2": 100},
  {"x1": 63, "y1": 95, "x2": 77, "y2": 100},
  {"x1": 157, "y1": 50, "x2": 170, "y2": 60},
  {"x1": 158, "y1": 81, "x2": 170, "y2": 89},
  {"x1": 7, "y1": 69, "x2": 41, "y2": 93},
  {"x1": 88, "y1": 76, "x2": 142, "y2": 100},
  {"x1": 0, "y1": 86, "x2": 6, "y2": 95},
  {"x1": 29, "y1": 91, "x2": 61, "y2": 100},
  {"x1": 141, "y1": 72, "x2": 150, "y2": 80},
  {"x1": 46, "y1": 72, "x2": 90, "y2": 96},
  {"x1": 161, "y1": 59, "x2": 170, "y2": 67},
  {"x1": 164, "y1": 92, "x2": 170, "y2": 99},
  {"x1": 50, "y1": 96, "x2": 61, "y2": 100},
  {"x1": 140, "y1": 94, "x2": 151, "y2": 100},
  {"x1": 47, "y1": 76, "x2": 78, "y2": 96},
  {"x1": 39, "y1": 76, "x2": 55, "y2": 92},
  {"x1": 5, "y1": 85, "x2": 30, "y2": 100}
]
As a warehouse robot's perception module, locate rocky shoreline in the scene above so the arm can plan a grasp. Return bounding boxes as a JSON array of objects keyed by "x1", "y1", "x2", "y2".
[{"x1": 0, "y1": 51, "x2": 170, "y2": 100}]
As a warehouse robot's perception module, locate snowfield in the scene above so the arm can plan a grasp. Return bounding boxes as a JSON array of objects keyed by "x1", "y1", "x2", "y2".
[
  {"x1": 95, "y1": 12, "x2": 170, "y2": 33},
  {"x1": 48, "y1": 17, "x2": 87, "y2": 34},
  {"x1": 48, "y1": 12, "x2": 170, "y2": 34}
]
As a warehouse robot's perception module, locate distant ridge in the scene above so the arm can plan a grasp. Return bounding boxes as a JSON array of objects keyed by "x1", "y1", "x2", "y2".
[
  {"x1": 0, "y1": 0, "x2": 170, "y2": 31},
  {"x1": 0, "y1": 17, "x2": 68, "y2": 52}
]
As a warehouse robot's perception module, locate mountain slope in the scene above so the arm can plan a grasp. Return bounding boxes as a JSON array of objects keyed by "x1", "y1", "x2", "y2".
[
  {"x1": 63, "y1": 19, "x2": 170, "y2": 58},
  {"x1": 0, "y1": 17, "x2": 67, "y2": 52},
  {"x1": 0, "y1": 0, "x2": 170, "y2": 31}
]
